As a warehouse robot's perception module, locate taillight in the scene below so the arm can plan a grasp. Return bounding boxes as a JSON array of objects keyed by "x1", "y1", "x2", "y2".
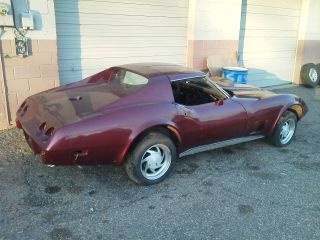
[
  {"x1": 38, "y1": 124, "x2": 54, "y2": 142},
  {"x1": 45, "y1": 127, "x2": 54, "y2": 136},
  {"x1": 39, "y1": 122, "x2": 47, "y2": 131}
]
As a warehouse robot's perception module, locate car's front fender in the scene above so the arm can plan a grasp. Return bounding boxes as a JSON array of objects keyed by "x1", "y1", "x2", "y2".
[{"x1": 266, "y1": 96, "x2": 307, "y2": 136}]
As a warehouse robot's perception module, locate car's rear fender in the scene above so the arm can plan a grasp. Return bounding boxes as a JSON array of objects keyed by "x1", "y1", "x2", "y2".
[
  {"x1": 117, "y1": 121, "x2": 182, "y2": 165},
  {"x1": 57, "y1": 101, "x2": 181, "y2": 166}
]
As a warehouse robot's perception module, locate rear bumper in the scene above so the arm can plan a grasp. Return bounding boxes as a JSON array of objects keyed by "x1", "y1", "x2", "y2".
[
  {"x1": 15, "y1": 99, "x2": 95, "y2": 166},
  {"x1": 22, "y1": 128, "x2": 43, "y2": 154},
  {"x1": 16, "y1": 119, "x2": 43, "y2": 154},
  {"x1": 16, "y1": 123, "x2": 70, "y2": 165},
  {"x1": 16, "y1": 117, "x2": 124, "y2": 166},
  {"x1": 16, "y1": 119, "x2": 58, "y2": 165},
  {"x1": 16, "y1": 119, "x2": 88, "y2": 165}
]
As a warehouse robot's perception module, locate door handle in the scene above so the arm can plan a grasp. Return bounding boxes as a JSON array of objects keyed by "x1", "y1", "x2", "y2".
[{"x1": 215, "y1": 99, "x2": 224, "y2": 106}]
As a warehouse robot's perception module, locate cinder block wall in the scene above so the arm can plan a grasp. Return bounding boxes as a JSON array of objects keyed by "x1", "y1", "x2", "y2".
[
  {"x1": 0, "y1": 0, "x2": 58, "y2": 129},
  {"x1": 294, "y1": 0, "x2": 320, "y2": 84},
  {"x1": 187, "y1": 0, "x2": 242, "y2": 70}
]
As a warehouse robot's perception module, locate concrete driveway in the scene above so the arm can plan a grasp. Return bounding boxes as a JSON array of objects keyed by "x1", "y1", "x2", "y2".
[{"x1": 0, "y1": 86, "x2": 320, "y2": 240}]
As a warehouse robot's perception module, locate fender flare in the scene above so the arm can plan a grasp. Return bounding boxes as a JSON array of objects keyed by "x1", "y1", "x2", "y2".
[
  {"x1": 114, "y1": 120, "x2": 182, "y2": 165},
  {"x1": 266, "y1": 103, "x2": 303, "y2": 136}
]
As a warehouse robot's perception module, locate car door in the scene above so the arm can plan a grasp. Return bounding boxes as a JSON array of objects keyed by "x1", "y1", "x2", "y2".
[
  {"x1": 172, "y1": 77, "x2": 248, "y2": 150},
  {"x1": 176, "y1": 99, "x2": 247, "y2": 149}
]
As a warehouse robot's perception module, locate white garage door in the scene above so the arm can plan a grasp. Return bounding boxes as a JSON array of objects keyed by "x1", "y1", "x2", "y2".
[
  {"x1": 55, "y1": 0, "x2": 188, "y2": 84},
  {"x1": 238, "y1": 0, "x2": 302, "y2": 87}
]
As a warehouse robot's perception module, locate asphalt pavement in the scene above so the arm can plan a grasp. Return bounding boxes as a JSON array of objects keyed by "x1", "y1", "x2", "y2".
[{"x1": 0, "y1": 86, "x2": 319, "y2": 240}]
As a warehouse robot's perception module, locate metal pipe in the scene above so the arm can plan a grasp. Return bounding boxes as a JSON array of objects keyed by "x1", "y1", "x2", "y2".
[
  {"x1": 26, "y1": 0, "x2": 30, "y2": 13},
  {"x1": 0, "y1": 27, "x2": 11, "y2": 125},
  {"x1": 10, "y1": 0, "x2": 25, "y2": 37}
]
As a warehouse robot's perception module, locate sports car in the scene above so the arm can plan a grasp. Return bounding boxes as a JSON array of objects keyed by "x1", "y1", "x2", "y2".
[{"x1": 16, "y1": 63, "x2": 308, "y2": 185}]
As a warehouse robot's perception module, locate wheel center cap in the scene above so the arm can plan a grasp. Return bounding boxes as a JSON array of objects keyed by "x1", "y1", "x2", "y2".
[
  {"x1": 310, "y1": 68, "x2": 318, "y2": 82},
  {"x1": 148, "y1": 153, "x2": 162, "y2": 169},
  {"x1": 281, "y1": 123, "x2": 290, "y2": 136}
]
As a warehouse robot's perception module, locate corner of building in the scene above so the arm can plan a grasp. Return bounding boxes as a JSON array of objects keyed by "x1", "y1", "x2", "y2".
[{"x1": 0, "y1": 0, "x2": 59, "y2": 130}]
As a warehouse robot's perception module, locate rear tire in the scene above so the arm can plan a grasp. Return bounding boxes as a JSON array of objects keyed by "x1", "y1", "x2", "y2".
[
  {"x1": 301, "y1": 63, "x2": 319, "y2": 87},
  {"x1": 268, "y1": 111, "x2": 297, "y2": 147},
  {"x1": 124, "y1": 132, "x2": 176, "y2": 185}
]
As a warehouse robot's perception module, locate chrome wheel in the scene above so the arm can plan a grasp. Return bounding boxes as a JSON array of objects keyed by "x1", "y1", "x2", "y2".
[
  {"x1": 280, "y1": 119, "x2": 296, "y2": 144},
  {"x1": 140, "y1": 144, "x2": 172, "y2": 180},
  {"x1": 309, "y1": 68, "x2": 318, "y2": 83}
]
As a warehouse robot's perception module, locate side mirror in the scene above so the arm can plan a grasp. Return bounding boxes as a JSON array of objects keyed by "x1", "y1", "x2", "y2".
[{"x1": 215, "y1": 99, "x2": 224, "y2": 106}]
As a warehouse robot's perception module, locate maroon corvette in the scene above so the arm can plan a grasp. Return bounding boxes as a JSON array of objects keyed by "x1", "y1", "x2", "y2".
[{"x1": 16, "y1": 63, "x2": 308, "y2": 184}]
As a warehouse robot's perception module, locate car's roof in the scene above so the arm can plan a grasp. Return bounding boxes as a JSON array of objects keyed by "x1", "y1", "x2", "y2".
[{"x1": 116, "y1": 62, "x2": 206, "y2": 81}]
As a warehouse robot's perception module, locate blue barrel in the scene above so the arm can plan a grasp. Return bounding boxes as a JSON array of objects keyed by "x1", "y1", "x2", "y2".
[{"x1": 222, "y1": 67, "x2": 248, "y2": 84}]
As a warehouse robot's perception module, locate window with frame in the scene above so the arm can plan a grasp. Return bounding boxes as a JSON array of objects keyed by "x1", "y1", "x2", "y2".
[
  {"x1": 107, "y1": 69, "x2": 148, "y2": 93},
  {"x1": 171, "y1": 77, "x2": 227, "y2": 106}
]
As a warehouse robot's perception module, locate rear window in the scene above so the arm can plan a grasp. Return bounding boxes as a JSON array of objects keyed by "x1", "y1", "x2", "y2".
[{"x1": 108, "y1": 69, "x2": 148, "y2": 92}]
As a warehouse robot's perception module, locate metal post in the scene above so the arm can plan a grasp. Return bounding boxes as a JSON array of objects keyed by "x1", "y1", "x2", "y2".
[{"x1": 0, "y1": 27, "x2": 11, "y2": 127}]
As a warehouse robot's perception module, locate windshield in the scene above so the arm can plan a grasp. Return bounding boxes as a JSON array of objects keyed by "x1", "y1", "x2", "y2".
[
  {"x1": 204, "y1": 76, "x2": 230, "y2": 98},
  {"x1": 184, "y1": 77, "x2": 229, "y2": 99}
]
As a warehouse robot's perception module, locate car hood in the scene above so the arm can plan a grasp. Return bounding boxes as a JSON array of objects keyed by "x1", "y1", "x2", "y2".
[{"x1": 215, "y1": 79, "x2": 277, "y2": 99}]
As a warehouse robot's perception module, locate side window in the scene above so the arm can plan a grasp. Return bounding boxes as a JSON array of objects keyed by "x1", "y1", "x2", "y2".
[
  {"x1": 171, "y1": 77, "x2": 226, "y2": 106},
  {"x1": 108, "y1": 69, "x2": 148, "y2": 92},
  {"x1": 122, "y1": 71, "x2": 148, "y2": 85}
]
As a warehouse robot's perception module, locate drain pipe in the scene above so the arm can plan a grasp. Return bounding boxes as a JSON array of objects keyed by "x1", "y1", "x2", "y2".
[{"x1": 0, "y1": 27, "x2": 11, "y2": 126}]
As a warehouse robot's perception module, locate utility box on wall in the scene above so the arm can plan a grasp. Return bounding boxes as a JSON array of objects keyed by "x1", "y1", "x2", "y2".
[
  {"x1": 0, "y1": 2, "x2": 14, "y2": 27},
  {"x1": 0, "y1": 1, "x2": 36, "y2": 29},
  {"x1": 20, "y1": 12, "x2": 34, "y2": 29},
  {"x1": 0, "y1": 0, "x2": 57, "y2": 130},
  {"x1": 15, "y1": 36, "x2": 29, "y2": 56}
]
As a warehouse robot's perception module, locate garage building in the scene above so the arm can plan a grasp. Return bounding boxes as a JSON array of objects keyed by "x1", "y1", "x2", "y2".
[{"x1": 0, "y1": 0, "x2": 319, "y2": 129}]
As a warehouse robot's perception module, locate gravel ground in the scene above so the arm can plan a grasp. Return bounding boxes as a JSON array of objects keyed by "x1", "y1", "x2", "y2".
[{"x1": 0, "y1": 86, "x2": 320, "y2": 240}]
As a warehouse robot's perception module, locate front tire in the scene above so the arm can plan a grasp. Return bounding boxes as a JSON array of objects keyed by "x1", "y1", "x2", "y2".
[
  {"x1": 124, "y1": 132, "x2": 176, "y2": 185},
  {"x1": 269, "y1": 111, "x2": 297, "y2": 147}
]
